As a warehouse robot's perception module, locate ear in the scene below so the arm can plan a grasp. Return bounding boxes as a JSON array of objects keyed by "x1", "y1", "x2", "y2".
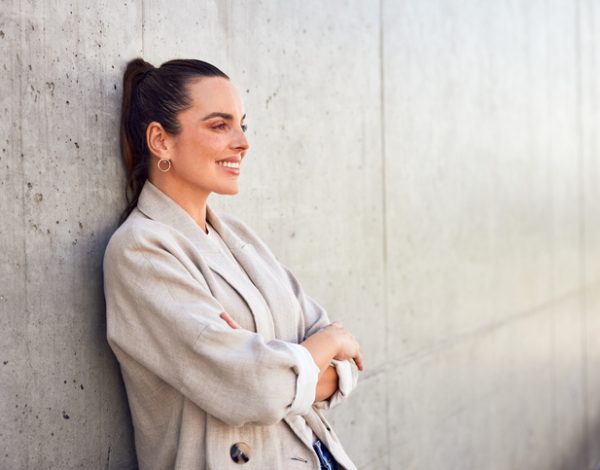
[{"x1": 146, "y1": 121, "x2": 171, "y2": 161}]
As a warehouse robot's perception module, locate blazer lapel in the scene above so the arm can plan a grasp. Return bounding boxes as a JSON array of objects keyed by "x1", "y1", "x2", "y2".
[
  {"x1": 205, "y1": 206, "x2": 278, "y2": 340},
  {"x1": 208, "y1": 207, "x2": 302, "y2": 342},
  {"x1": 136, "y1": 181, "x2": 276, "y2": 340}
]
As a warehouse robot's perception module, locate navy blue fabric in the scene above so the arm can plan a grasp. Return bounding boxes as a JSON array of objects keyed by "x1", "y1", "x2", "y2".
[{"x1": 313, "y1": 439, "x2": 340, "y2": 470}]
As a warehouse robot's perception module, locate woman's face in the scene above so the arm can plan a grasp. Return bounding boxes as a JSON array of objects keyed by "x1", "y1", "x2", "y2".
[{"x1": 167, "y1": 76, "x2": 249, "y2": 196}]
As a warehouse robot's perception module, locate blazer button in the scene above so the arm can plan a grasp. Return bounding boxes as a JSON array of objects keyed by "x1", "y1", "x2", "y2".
[{"x1": 230, "y1": 442, "x2": 251, "y2": 464}]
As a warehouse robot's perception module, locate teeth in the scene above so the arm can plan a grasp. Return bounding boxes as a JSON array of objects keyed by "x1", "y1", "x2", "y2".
[{"x1": 218, "y1": 161, "x2": 240, "y2": 168}]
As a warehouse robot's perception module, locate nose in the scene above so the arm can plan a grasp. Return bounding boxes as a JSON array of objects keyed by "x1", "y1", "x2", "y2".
[{"x1": 233, "y1": 126, "x2": 250, "y2": 152}]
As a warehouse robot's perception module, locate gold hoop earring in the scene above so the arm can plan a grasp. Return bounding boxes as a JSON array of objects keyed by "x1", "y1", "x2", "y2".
[{"x1": 157, "y1": 159, "x2": 171, "y2": 172}]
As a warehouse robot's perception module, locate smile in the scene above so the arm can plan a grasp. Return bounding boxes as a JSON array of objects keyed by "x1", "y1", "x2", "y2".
[{"x1": 217, "y1": 161, "x2": 240, "y2": 168}]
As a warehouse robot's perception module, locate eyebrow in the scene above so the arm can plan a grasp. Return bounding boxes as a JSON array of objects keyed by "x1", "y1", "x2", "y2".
[{"x1": 201, "y1": 112, "x2": 246, "y2": 121}]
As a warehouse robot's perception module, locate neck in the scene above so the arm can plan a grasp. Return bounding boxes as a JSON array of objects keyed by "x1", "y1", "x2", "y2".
[{"x1": 149, "y1": 174, "x2": 210, "y2": 233}]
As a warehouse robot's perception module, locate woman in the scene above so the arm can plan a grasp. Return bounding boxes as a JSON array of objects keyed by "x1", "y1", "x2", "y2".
[{"x1": 103, "y1": 57, "x2": 364, "y2": 470}]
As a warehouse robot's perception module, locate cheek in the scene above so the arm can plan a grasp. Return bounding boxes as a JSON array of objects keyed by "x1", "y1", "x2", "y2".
[
  {"x1": 175, "y1": 132, "x2": 216, "y2": 163},
  {"x1": 188, "y1": 132, "x2": 223, "y2": 156}
]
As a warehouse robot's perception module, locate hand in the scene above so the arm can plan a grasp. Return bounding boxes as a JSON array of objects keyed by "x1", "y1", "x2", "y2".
[
  {"x1": 321, "y1": 321, "x2": 364, "y2": 371},
  {"x1": 220, "y1": 311, "x2": 241, "y2": 329}
]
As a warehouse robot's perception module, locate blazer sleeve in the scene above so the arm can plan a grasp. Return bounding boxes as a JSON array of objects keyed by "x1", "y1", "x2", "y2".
[
  {"x1": 103, "y1": 227, "x2": 318, "y2": 427},
  {"x1": 277, "y1": 261, "x2": 359, "y2": 410}
]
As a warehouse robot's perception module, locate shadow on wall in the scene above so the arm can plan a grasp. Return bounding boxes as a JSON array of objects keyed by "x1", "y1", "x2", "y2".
[
  {"x1": 559, "y1": 413, "x2": 600, "y2": 470},
  {"x1": 97, "y1": 221, "x2": 139, "y2": 470}
]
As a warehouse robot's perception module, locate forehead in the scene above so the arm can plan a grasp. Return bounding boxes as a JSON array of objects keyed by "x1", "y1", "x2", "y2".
[{"x1": 184, "y1": 76, "x2": 245, "y2": 116}]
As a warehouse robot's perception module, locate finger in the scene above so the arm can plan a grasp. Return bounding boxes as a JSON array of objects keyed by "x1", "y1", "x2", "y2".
[
  {"x1": 221, "y1": 312, "x2": 239, "y2": 329},
  {"x1": 219, "y1": 311, "x2": 240, "y2": 329},
  {"x1": 354, "y1": 352, "x2": 364, "y2": 371}
]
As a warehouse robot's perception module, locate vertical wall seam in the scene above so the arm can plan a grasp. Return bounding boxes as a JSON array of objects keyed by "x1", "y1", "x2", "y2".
[
  {"x1": 574, "y1": 0, "x2": 589, "y2": 466},
  {"x1": 16, "y1": 0, "x2": 31, "y2": 467},
  {"x1": 378, "y1": 0, "x2": 390, "y2": 466},
  {"x1": 141, "y1": 0, "x2": 146, "y2": 56}
]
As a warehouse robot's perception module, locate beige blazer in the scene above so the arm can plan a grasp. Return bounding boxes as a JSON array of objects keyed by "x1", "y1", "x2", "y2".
[{"x1": 103, "y1": 181, "x2": 359, "y2": 470}]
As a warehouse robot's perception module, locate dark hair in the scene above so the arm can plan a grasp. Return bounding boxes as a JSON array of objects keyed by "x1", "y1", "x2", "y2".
[{"x1": 119, "y1": 57, "x2": 229, "y2": 222}]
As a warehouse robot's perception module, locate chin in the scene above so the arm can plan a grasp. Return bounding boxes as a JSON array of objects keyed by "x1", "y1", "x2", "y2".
[{"x1": 214, "y1": 185, "x2": 240, "y2": 196}]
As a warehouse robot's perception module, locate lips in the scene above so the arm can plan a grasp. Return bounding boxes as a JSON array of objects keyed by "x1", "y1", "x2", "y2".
[{"x1": 216, "y1": 156, "x2": 241, "y2": 174}]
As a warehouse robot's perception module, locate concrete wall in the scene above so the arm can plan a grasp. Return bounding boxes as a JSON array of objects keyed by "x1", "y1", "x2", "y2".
[{"x1": 1, "y1": 1, "x2": 598, "y2": 469}]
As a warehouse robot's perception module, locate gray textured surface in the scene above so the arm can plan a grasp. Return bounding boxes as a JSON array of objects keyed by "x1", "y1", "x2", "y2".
[{"x1": 0, "y1": 1, "x2": 598, "y2": 469}]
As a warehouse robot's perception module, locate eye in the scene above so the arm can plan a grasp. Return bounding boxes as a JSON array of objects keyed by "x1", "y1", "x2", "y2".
[
  {"x1": 241, "y1": 123, "x2": 248, "y2": 132},
  {"x1": 213, "y1": 122, "x2": 227, "y2": 130}
]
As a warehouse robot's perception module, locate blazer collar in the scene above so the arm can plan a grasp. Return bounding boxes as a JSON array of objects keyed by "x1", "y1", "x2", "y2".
[
  {"x1": 136, "y1": 180, "x2": 276, "y2": 339},
  {"x1": 137, "y1": 180, "x2": 247, "y2": 253}
]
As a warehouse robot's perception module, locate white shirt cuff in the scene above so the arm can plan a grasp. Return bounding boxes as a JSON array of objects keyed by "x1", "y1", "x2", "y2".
[
  {"x1": 331, "y1": 359, "x2": 353, "y2": 396},
  {"x1": 284, "y1": 343, "x2": 320, "y2": 416}
]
